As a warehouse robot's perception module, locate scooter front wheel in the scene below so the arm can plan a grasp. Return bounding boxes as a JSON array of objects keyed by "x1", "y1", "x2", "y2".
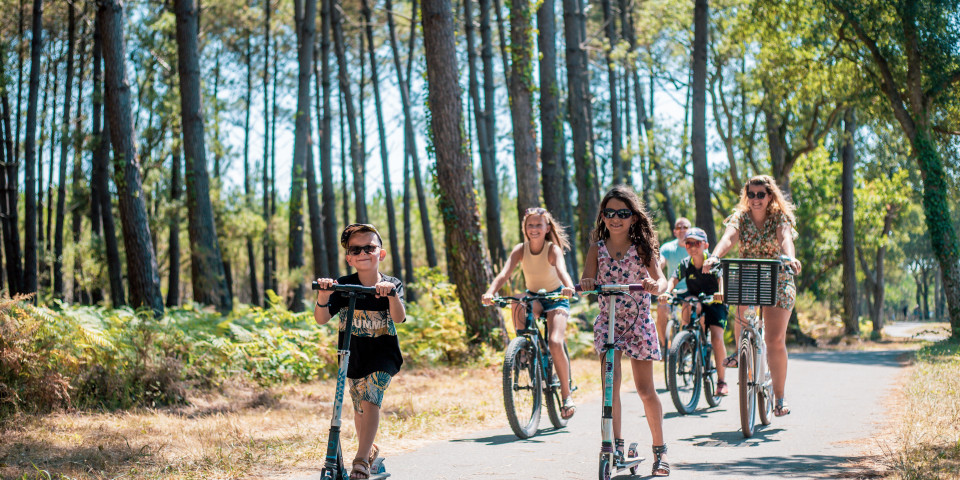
[{"x1": 598, "y1": 456, "x2": 612, "y2": 480}]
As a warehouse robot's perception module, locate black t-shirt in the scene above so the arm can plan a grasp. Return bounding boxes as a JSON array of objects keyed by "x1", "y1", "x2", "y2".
[
  {"x1": 327, "y1": 273, "x2": 404, "y2": 379},
  {"x1": 672, "y1": 253, "x2": 721, "y2": 297}
]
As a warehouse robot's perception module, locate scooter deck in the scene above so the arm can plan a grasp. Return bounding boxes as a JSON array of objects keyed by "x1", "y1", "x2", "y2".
[
  {"x1": 616, "y1": 456, "x2": 644, "y2": 471},
  {"x1": 368, "y1": 458, "x2": 391, "y2": 479}
]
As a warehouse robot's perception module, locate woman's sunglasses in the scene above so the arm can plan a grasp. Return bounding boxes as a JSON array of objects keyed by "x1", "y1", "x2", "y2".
[
  {"x1": 346, "y1": 245, "x2": 380, "y2": 256},
  {"x1": 602, "y1": 208, "x2": 634, "y2": 219},
  {"x1": 746, "y1": 191, "x2": 767, "y2": 200}
]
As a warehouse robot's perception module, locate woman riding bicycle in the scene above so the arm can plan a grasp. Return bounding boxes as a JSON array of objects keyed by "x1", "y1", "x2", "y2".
[
  {"x1": 703, "y1": 175, "x2": 801, "y2": 417},
  {"x1": 482, "y1": 207, "x2": 577, "y2": 419}
]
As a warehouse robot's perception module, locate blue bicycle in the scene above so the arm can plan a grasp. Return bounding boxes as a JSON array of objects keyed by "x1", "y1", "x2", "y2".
[{"x1": 666, "y1": 292, "x2": 725, "y2": 414}]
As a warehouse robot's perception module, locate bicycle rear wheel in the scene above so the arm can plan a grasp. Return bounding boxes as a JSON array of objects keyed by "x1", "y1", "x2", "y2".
[
  {"x1": 503, "y1": 336, "x2": 542, "y2": 438},
  {"x1": 757, "y1": 353, "x2": 774, "y2": 426},
  {"x1": 703, "y1": 342, "x2": 723, "y2": 407},
  {"x1": 668, "y1": 331, "x2": 701, "y2": 414},
  {"x1": 738, "y1": 336, "x2": 757, "y2": 437},
  {"x1": 545, "y1": 342, "x2": 571, "y2": 429}
]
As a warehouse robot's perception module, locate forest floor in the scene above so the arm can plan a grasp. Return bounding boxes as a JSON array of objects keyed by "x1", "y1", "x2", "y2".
[{"x1": 1, "y1": 323, "x2": 954, "y2": 480}]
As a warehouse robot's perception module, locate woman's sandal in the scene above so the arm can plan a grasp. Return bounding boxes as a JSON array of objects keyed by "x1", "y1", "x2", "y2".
[
  {"x1": 722, "y1": 353, "x2": 738, "y2": 368},
  {"x1": 561, "y1": 397, "x2": 577, "y2": 420},
  {"x1": 350, "y1": 458, "x2": 370, "y2": 479},
  {"x1": 774, "y1": 397, "x2": 791, "y2": 417},
  {"x1": 652, "y1": 444, "x2": 670, "y2": 476}
]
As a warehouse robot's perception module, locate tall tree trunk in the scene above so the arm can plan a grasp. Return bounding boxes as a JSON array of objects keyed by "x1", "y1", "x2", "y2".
[
  {"x1": 508, "y1": 0, "x2": 540, "y2": 221},
  {"x1": 479, "y1": 0, "x2": 503, "y2": 266},
  {"x1": 243, "y1": 30, "x2": 260, "y2": 306},
  {"x1": 1, "y1": 90, "x2": 22, "y2": 294},
  {"x1": 841, "y1": 108, "x2": 858, "y2": 335},
  {"x1": 23, "y1": 0, "x2": 44, "y2": 297},
  {"x1": 37, "y1": 53, "x2": 51, "y2": 293},
  {"x1": 174, "y1": 0, "x2": 232, "y2": 313},
  {"x1": 287, "y1": 0, "x2": 318, "y2": 311},
  {"x1": 72, "y1": 6, "x2": 90, "y2": 304},
  {"x1": 54, "y1": 3, "x2": 77, "y2": 299},
  {"x1": 90, "y1": 16, "x2": 123, "y2": 306},
  {"x1": 339, "y1": 89, "x2": 350, "y2": 273},
  {"x1": 166, "y1": 133, "x2": 182, "y2": 307},
  {"x1": 600, "y1": 0, "x2": 621, "y2": 185},
  {"x1": 361, "y1": 0, "x2": 402, "y2": 278},
  {"x1": 270, "y1": 40, "x2": 279, "y2": 298},
  {"x1": 464, "y1": 0, "x2": 505, "y2": 267},
  {"x1": 310, "y1": 44, "x2": 330, "y2": 279},
  {"x1": 690, "y1": 0, "x2": 715, "y2": 243},
  {"x1": 333, "y1": 0, "x2": 367, "y2": 225},
  {"x1": 421, "y1": 0, "x2": 503, "y2": 345},
  {"x1": 537, "y1": 0, "x2": 575, "y2": 277},
  {"x1": 562, "y1": 0, "x2": 599, "y2": 259},
  {"x1": 318, "y1": 0, "x2": 339, "y2": 278},
  {"x1": 98, "y1": 0, "x2": 163, "y2": 316},
  {"x1": 262, "y1": 0, "x2": 273, "y2": 297}
]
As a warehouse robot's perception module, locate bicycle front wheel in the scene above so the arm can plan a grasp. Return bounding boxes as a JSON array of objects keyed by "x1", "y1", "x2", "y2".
[
  {"x1": 668, "y1": 330, "x2": 702, "y2": 414},
  {"x1": 503, "y1": 336, "x2": 542, "y2": 439},
  {"x1": 757, "y1": 350, "x2": 774, "y2": 426},
  {"x1": 738, "y1": 336, "x2": 757, "y2": 437}
]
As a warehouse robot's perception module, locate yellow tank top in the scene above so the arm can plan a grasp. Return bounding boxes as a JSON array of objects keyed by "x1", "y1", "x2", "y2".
[{"x1": 521, "y1": 241, "x2": 563, "y2": 292}]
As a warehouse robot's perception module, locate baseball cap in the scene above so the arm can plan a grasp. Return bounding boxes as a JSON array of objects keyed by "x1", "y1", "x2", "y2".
[{"x1": 685, "y1": 227, "x2": 708, "y2": 243}]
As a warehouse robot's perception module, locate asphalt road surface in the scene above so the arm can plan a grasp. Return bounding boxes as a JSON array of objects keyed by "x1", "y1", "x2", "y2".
[{"x1": 296, "y1": 348, "x2": 910, "y2": 480}]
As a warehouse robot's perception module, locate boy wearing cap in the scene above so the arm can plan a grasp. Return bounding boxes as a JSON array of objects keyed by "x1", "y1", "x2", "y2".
[
  {"x1": 314, "y1": 223, "x2": 405, "y2": 479},
  {"x1": 659, "y1": 227, "x2": 729, "y2": 396}
]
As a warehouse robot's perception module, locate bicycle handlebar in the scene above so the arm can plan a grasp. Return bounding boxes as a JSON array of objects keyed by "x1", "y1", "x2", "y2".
[
  {"x1": 310, "y1": 281, "x2": 396, "y2": 296},
  {"x1": 485, "y1": 291, "x2": 578, "y2": 308},
  {"x1": 574, "y1": 283, "x2": 646, "y2": 295}
]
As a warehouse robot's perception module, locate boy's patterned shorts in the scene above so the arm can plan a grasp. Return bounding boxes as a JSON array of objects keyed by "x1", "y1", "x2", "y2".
[{"x1": 349, "y1": 371, "x2": 393, "y2": 413}]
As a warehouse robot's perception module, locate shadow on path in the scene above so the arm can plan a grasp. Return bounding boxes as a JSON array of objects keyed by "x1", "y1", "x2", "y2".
[
  {"x1": 675, "y1": 454, "x2": 876, "y2": 477},
  {"x1": 790, "y1": 350, "x2": 911, "y2": 368},
  {"x1": 680, "y1": 427, "x2": 786, "y2": 447},
  {"x1": 451, "y1": 427, "x2": 568, "y2": 446}
]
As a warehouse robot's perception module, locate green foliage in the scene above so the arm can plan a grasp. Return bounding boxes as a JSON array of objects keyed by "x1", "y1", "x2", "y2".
[{"x1": 399, "y1": 267, "x2": 477, "y2": 365}]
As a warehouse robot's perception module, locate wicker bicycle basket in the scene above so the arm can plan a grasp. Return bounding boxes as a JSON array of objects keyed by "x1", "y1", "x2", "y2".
[{"x1": 720, "y1": 259, "x2": 780, "y2": 306}]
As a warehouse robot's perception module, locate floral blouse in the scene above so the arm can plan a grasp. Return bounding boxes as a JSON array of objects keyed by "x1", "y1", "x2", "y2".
[{"x1": 724, "y1": 210, "x2": 797, "y2": 259}]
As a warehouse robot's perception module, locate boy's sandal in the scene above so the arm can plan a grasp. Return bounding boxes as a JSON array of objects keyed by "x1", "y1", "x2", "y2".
[
  {"x1": 368, "y1": 443, "x2": 380, "y2": 465},
  {"x1": 350, "y1": 458, "x2": 370, "y2": 479},
  {"x1": 722, "y1": 353, "x2": 739, "y2": 368},
  {"x1": 561, "y1": 397, "x2": 577, "y2": 419},
  {"x1": 774, "y1": 398, "x2": 791, "y2": 417},
  {"x1": 716, "y1": 380, "x2": 729, "y2": 396},
  {"x1": 652, "y1": 444, "x2": 670, "y2": 476}
]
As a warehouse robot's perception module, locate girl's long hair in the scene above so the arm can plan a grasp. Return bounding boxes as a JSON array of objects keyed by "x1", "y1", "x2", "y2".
[
  {"x1": 736, "y1": 175, "x2": 796, "y2": 225},
  {"x1": 522, "y1": 207, "x2": 572, "y2": 252},
  {"x1": 591, "y1": 185, "x2": 659, "y2": 265}
]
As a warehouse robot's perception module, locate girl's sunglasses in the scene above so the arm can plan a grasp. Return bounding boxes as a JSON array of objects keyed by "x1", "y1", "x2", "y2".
[
  {"x1": 602, "y1": 208, "x2": 634, "y2": 219},
  {"x1": 746, "y1": 191, "x2": 767, "y2": 200},
  {"x1": 346, "y1": 245, "x2": 380, "y2": 256}
]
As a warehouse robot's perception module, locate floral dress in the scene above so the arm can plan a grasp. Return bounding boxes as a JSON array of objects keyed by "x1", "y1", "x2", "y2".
[
  {"x1": 593, "y1": 241, "x2": 662, "y2": 361},
  {"x1": 724, "y1": 210, "x2": 797, "y2": 311}
]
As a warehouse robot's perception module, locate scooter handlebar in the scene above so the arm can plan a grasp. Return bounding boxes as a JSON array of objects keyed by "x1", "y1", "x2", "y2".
[{"x1": 311, "y1": 281, "x2": 396, "y2": 296}]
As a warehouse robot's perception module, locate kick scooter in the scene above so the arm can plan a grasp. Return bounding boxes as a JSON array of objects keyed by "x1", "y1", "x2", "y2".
[
  {"x1": 312, "y1": 281, "x2": 391, "y2": 480},
  {"x1": 578, "y1": 283, "x2": 647, "y2": 480}
]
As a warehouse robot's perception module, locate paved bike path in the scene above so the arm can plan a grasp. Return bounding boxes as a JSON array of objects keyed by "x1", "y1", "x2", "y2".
[{"x1": 294, "y1": 349, "x2": 908, "y2": 479}]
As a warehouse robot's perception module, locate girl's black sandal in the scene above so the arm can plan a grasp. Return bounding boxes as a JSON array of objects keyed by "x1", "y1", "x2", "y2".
[{"x1": 652, "y1": 444, "x2": 670, "y2": 476}]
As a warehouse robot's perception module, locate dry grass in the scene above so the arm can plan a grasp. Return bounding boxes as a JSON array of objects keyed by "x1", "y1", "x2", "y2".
[
  {"x1": 843, "y1": 338, "x2": 960, "y2": 480},
  {"x1": 0, "y1": 357, "x2": 624, "y2": 479}
]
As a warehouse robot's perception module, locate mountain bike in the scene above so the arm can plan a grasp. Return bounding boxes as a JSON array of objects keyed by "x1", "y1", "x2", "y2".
[
  {"x1": 576, "y1": 283, "x2": 647, "y2": 480},
  {"x1": 311, "y1": 281, "x2": 392, "y2": 480},
  {"x1": 666, "y1": 292, "x2": 725, "y2": 414},
  {"x1": 488, "y1": 290, "x2": 577, "y2": 439},
  {"x1": 720, "y1": 257, "x2": 794, "y2": 438}
]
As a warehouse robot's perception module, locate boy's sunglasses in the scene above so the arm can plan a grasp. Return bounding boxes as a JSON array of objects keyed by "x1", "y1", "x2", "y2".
[
  {"x1": 746, "y1": 191, "x2": 767, "y2": 200},
  {"x1": 602, "y1": 208, "x2": 634, "y2": 219},
  {"x1": 346, "y1": 245, "x2": 380, "y2": 256}
]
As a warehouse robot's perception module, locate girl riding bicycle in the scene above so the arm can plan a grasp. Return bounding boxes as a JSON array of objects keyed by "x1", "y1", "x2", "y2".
[
  {"x1": 580, "y1": 185, "x2": 670, "y2": 477},
  {"x1": 482, "y1": 207, "x2": 577, "y2": 419},
  {"x1": 703, "y1": 175, "x2": 801, "y2": 417}
]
